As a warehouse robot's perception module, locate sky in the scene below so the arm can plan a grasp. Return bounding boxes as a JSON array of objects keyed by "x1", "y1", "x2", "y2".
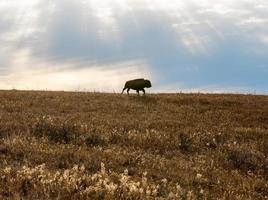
[{"x1": 0, "y1": 0, "x2": 268, "y2": 93}]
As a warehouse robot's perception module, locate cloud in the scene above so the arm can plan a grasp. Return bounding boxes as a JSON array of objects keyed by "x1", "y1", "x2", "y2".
[
  {"x1": 0, "y1": 0, "x2": 268, "y2": 93},
  {"x1": 240, "y1": 17, "x2": 268, "y2": 25},
  {"x1": 260, "y1": 35, "x2": 268, "y2": 44}
]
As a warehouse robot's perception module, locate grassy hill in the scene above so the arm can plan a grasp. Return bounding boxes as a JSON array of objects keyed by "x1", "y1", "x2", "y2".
[{"x1": 0, "y1": 90, "x2": 267, "y2": 199}]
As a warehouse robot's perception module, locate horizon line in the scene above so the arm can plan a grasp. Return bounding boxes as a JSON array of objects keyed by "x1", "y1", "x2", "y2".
[{"x1": 0, "y1": 89, "x2": 267, "y2": 96}]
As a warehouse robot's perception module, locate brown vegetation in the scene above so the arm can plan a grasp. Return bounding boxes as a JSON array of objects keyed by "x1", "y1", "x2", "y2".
[{"x1": 0, "y1": 90, "x2": 267, "y2": 199}]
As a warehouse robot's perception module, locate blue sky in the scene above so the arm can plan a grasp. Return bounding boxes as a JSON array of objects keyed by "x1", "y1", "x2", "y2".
[{"x1": 0, "y1": 0, "x2": 268, "y2": 93}]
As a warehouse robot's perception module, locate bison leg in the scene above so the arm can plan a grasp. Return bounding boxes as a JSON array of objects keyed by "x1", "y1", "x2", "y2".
[
  {"x1": 136, "y1": 90, "x2": 140, "y2": 96},
  {"x1": 121, "y1": 87, "x2": 127, "y2": 94},
  {"x1": 127, "y1": 88, "x2": 130, "y2": 95},
  {"x1": 141, "y1": 88, "x2": 145, "y2": 95}
]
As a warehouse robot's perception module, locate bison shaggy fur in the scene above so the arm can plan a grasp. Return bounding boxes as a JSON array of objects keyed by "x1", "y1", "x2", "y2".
[{"x1": 121, "y1": 79, "x2": 152, "y2": 95}]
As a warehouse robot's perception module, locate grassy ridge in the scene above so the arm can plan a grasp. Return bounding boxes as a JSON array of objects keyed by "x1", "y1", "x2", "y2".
[{"x1": 0, "y1": 90, "x2": 267, "y2": 199}]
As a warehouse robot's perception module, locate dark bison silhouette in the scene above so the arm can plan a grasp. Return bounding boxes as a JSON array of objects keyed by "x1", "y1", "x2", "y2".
[{"x1": 121, "y1": 78, "x2": 152, "y2": 95}]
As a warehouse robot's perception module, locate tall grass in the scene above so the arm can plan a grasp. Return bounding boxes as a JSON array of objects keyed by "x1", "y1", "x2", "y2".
[{"x1": 0, "y1": 91, "x2": 267, "y2": 199}]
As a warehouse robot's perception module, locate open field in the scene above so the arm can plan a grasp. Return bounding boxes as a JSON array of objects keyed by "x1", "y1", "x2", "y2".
[{"x1": 0, "y1": 90, "x2": 267, "y2": 199}]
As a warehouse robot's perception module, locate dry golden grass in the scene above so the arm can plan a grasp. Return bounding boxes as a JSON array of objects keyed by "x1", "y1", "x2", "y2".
[{"x1": 0, "y1": 90, "x2": 267, "y2": 199}]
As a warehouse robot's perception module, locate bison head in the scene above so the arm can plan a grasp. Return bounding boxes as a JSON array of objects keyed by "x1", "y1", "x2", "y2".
[{"x1": 144, "y1": 80, "x2": 152, "y2": 88}]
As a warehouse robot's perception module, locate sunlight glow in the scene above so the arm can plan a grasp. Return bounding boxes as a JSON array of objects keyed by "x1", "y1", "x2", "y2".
[{"x1": 0, "y1": 50, "x2": 151, "y2": 91}]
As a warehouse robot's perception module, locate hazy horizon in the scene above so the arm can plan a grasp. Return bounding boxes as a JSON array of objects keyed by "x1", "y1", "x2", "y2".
[{"x1": 1, "y1": 0, "x2": 268, "y2": 94}]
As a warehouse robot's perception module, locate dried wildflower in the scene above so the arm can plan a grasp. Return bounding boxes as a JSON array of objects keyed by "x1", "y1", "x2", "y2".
[
  {"x1": 146, "y1": 187, "x2": 151, "y2": 196},
  {"x1": 161, "y1": 178, "x2": 168, "y2": 185},
  {"x1": 72, "y1": 165, "x2": 78, "y2": 171},
  {"x1": 103, "y1": 178, "x2": 109, "y2": 185},
  {"x1": 136, "y1": 181, "x2": 141, "y2": 187},
  {"x1": 168, "y1": 192, "x2": 176, "y2": 198},
  {"x1": 91, "y1": 173, "x2": 98, "y2": 181},
  {"x1": 106, "y1": 182, "x2": 118, "y2": 193},
  {"x1": 186, "y1": 190, "x2": 195, "y2": 200},
  {"x1": 63, "y1": 169, "x2": 70, "y2": 179},
  {"x1": 129, "y1": 184, "x2": 138, "y2": 193},
  {"x1": 142, "y1": 176, "x2": 147, "y2": 187},
  {"x1": 152, "y1": 187, "x2": 158, "y2": 196},
  {"x1": 101, "y1": 162, "x2": 106, "y2": 175},
  {"x1": 120, "y1": 174, "x2": 129, "y2": 185},
  {"x1": 176, "y1": 183, "x2": 182, "y2": 193},
  {"x1": 80, "y1": 165, "x2": 85, "y2": 172},
  {"x1": 196, "y1": 173, "x2": 202, "y2": 179},
  {"x1": 4, "y1": 167, "x2": 11, "y2": 173}
]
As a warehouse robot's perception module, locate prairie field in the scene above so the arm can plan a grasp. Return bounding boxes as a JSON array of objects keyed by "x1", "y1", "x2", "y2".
[{"x1": 0, "y1": 90, "x2": 267, "y2": 199}]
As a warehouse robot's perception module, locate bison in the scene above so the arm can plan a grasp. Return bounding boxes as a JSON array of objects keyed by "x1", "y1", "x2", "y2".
[{"x1": 121, "y1": 78, "x2": 152, "y2": 95}]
